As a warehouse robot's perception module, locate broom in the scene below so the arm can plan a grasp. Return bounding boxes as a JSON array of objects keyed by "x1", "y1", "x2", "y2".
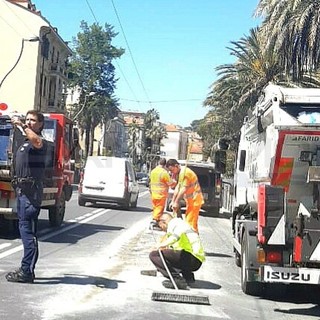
[
  {"x1": 166, "y1": 141, "x2": 193, "y2": 217},
  {"x1": 150, "y1": 233, "x2": 210, "y2": 305}
]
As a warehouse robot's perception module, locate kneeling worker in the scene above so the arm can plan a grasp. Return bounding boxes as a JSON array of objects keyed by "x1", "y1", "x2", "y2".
[{"x1": 149, "y1": 213, "x2": 205, "y2": 290}]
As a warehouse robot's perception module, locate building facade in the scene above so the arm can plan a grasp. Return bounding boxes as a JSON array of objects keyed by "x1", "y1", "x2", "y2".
[
  {"x1": 161, "y1": 124, "x2": 189, "y2": 160},
  {"x1": 0, "y1": 0, "x2": 71, "y2": 114}
]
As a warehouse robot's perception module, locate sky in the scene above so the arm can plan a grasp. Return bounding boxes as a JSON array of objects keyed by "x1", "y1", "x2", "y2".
[{"x1": 34, "y1": 0, "x2": 260, "y2": 128}]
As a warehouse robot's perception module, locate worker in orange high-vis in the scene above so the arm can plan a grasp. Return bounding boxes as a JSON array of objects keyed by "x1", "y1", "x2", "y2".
[
  {"x1": 149, "y1": 158, "x2": 176, "y2": 230},
  {"x1": 166, "y1": 159, "x2": 204, "y2": 233}
]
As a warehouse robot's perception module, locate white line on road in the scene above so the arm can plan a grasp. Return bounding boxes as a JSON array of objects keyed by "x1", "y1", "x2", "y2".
[
  {"x1": 0, "y1": 190, "x2": 151, "y2": 260},
  {"x1": 0, "y1": 209, "x2": 111, "y2": 260},
  {"x1": 0, "y1": 243, "x2": 11, "y2": 250}
]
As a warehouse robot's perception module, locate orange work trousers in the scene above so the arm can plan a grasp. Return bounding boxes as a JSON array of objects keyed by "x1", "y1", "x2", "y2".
[
  {"x1": 152, "y1": 197, "x2": 167, "y2": 221},
  {"x1": 185, "y1": 201, "x2": 202, "y2": 233}
]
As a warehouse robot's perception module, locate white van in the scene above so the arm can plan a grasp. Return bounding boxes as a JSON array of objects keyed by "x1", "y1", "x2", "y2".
[{"x1": 78, "y1": 156, "x2": 139, "y2": 209}]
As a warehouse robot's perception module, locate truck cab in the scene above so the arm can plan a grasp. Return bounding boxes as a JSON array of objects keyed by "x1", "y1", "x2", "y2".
[{"x1": 0, "y1": 113, "x2": 76, "y2": 230}]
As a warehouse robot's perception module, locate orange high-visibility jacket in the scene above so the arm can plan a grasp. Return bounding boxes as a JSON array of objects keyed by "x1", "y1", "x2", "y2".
[
  {"x1": 178, "y1": 167, "x2": 204, "y2": 206},
  {"x1": 150, "y1": 166, "x2": 172, "y2": 199}
]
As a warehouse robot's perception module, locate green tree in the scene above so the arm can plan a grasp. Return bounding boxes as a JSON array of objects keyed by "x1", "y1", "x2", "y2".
[
  {"x1": 144, "y1": 109, "x2": 167, "y2": 151},
  {"x1": 127, "y1": 120, "x2": 140, "y2": 167},
  {"x1": 204, "y1": 27, "x2": 284, "y2": 142},
  {"x1": 68, "y1": 21, "x2": 124, "y2": 157},
  {"x1": 255, "y1": 0, "x2": 320, "y2": 81},
  {"x1": 143, "y1": 109, "x2": 167, "y2": 169}
]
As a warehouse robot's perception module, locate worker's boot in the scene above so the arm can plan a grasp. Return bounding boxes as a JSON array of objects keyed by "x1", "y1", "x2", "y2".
[
  {"x1": 149, "y1": 220, "x2": 162, "y2": 231},
  {"x1": 5, "y1": 268, "x2": 34, "y2": 283},
  {"x1": 182, "y1": 272, "x2": 195, "y2": 284},
  {"x1": 162, "y1": 276, "x2": 188, "y2": 290}
]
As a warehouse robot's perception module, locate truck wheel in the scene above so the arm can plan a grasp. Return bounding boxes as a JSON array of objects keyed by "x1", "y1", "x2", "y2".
[
  {"x1": 64, "y1": 184, "x2": 73, "y2": 201},
  {"x1": 121, "y1": 194, "x2": 131, "y2": 210},
  {"x1": 131, "y1": 194, "x2": 138, "y2": 208},
  {"x1": 49, "y1": 191, "x2": 66, "y2": 227},
  {"x1": 241, "y1": 233, "x2": 262, "y2": 296},
  {"x1": 0, "y1": 216, "x2": 19, "y2": 237},
  {"x1": 78, "y1": 196, "x2": 86, "y2": 207}
]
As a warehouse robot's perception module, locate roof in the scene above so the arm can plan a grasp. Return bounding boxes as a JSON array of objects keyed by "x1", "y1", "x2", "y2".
[
  {"x1": 189, "y1": 140, "x2": 203, "y2": 154},
  {"x1": 165, "y1": 124, "x2": 182, "y2": 132}
]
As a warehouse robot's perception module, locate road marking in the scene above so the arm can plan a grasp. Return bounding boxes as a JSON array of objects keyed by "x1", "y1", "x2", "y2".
[
  {"x1": 0, "y1": 244, "x2": 23, "y2": 259},
  {"x1": 0, "y1": 190, "x2": 151, "y2": 260},
  {"x1": 0, "y1": 243, "x2": 11, "y2": 250}
]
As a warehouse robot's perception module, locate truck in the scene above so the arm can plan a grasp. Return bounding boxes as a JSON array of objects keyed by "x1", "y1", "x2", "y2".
[
  {"x1": 0, "y1": 112, "x2": 76, "y2": 232},
  {"x1": 231, "y1": 83, "x2": 320, "y2": 296}
]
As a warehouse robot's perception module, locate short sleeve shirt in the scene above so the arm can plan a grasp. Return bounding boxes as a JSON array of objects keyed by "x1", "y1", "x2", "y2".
[{"x1": 15, "y1": 139, "x2": 47, "y2": 180}]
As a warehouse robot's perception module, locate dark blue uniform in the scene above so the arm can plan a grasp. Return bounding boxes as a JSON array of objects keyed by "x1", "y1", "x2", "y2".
[{"x1": 14, "y1": 138, "x2": 47, "y2": 276}]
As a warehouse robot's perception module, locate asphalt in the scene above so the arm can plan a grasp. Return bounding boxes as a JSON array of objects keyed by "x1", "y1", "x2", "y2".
[{"x1": 128, "y1": 210, "x2": 232, "y2": 306}]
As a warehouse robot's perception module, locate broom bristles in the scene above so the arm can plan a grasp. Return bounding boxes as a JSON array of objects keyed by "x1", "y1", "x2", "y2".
[{"x1": 151, "y1": 291, "x2": 210, "y2": 305}]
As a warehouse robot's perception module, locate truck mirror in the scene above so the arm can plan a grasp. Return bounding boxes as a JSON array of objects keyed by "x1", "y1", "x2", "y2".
[
  {"x1": 239, "y1": 150, "x2": 246, "y2": 171},
  {"x1": 257, "y1": 115, "x2": 264, "y2": 133},
  {"x1": 214, "y1": 150, "x2": 226, "y2": 174}
]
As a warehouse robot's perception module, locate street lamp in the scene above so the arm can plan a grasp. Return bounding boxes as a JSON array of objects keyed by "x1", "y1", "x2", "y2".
[
  {"x1": 72, "y1": 92, "x2": 95, "y2": 121},
  {"x1": 0, "y1": 37, "x2": 40, "y2": 89}
]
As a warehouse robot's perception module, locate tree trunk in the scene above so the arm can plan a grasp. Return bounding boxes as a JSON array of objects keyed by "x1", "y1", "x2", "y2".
[
  {"x1": 85, "y1": 127, "x2": 90, "y2": 158},
  {"x1": 88, "y1": 122, "x2": 95, "y2": 156}
]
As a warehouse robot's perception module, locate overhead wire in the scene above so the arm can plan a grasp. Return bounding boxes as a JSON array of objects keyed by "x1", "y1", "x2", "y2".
[
  {"x1": 85, "y1": 0, "x2": 98, "y2": 22},
  {"x1": 120, "y1": 98, "x2": 203, "y2": 104},
  {"x1": 3, "y1": 0, "x2": 38, "y2": 38},
  {"x1": 84, "y1": 0, "x2": 142, "y2": 108},
  {"x1": 110, "y1": 0, "x2": 154, "y2": 110}
]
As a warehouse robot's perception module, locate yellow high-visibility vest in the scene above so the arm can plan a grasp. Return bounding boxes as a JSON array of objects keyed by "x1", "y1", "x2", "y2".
[{"x1": 150, "y1": 166, "x2": 172, "y2": 199}]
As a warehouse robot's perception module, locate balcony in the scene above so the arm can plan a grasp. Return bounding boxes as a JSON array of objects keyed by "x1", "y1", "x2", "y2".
[{"x1": 49, "y1": 63, "x2": 68, "y2": 79}]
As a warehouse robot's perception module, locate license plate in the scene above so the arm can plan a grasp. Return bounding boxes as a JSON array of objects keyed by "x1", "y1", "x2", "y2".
[
  {"x1": 261, "y1": 265, "x2": 320, "y2": 284},
  {"x1": 86, "y1": 185, "x2": 104, "y2": 190}
]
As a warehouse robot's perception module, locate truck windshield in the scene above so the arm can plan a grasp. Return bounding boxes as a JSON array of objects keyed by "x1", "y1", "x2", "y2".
[
  {"x1": 281, "y1": 103, "x2": 320, "y2": 119},
  {"x1": 0, "y1": 128, "x2": 10, "y2": 164},
  {"x1": 43, "y1": 119, "x2": 56, "y2": 142}
]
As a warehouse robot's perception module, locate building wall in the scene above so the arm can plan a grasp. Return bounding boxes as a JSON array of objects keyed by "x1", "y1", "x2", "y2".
[
  {"x1": 161, "y1": 125, "x2": 189, "y2": 160},
  {"x1": 0, "y1": 0, "x2": 70, "y2": 114},
  {"x1": 162, "y1": 131, "x2": 181, "y2": 159}
]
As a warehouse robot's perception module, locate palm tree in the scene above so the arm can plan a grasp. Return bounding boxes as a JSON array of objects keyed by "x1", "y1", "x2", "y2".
[
  {"x1": 255, "y1": 0, "x2": 320, "y2": 81},
  {"x1": 144, "y1": 109, "x2": 167, "y2": 152},
  {"x1": 127, "y1": 120, "x2": 141, "y2": 166},
  {"x1": 204, "y1": 27, "x2": 286, "y2": 141}
]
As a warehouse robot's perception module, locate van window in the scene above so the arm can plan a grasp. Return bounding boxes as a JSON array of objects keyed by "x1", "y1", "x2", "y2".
[{"x1": 189, "y1": 166, "x2": 216, "y2": 188}]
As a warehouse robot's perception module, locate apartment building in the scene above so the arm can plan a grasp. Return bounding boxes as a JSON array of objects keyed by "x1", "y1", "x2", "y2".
[
  {"x1": 0, "y1": 0, "x2": 71, "y2": 114},
  {"x1": 161, "y1": 124, "x2": 189, "y2": 160}
]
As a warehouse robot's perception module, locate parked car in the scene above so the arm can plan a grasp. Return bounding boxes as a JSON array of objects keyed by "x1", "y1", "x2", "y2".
[
  {"x1": 78, "y1": 156, "x2": 139, "y2": 209},
  {"x1": 136, "y1": 172, "x2": 149, "y2": 187},
  {"x1": 166, "y1": 160, "x2": 222, "y2": 216}
]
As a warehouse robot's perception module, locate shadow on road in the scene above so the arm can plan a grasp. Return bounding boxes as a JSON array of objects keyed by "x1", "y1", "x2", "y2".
[
  {"x1": 274, "y1": 305, "x2": 320, "y2": 318},
  {"x1": 205, "y1": 252, "x2": 232, "y2": 258},
  {"x1": 35, "y1": 273, "x2": 124, "y2": 289},
  {"x1": 188, "y1": 280, "x2": 221, "y2": 290},
  {"x1": 40, "y1": 222, "x2": 125, "y2": 244}
]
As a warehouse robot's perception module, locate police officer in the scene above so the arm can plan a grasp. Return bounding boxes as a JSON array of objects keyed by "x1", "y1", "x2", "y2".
[{"x1": 5, "y1": 110, "x2": 47, "y2": 283}]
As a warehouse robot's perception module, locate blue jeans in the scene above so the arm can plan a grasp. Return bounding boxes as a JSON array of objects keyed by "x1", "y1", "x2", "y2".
[{"x1": 17, "y1": 193, "x2": 40, "y2": 275}]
